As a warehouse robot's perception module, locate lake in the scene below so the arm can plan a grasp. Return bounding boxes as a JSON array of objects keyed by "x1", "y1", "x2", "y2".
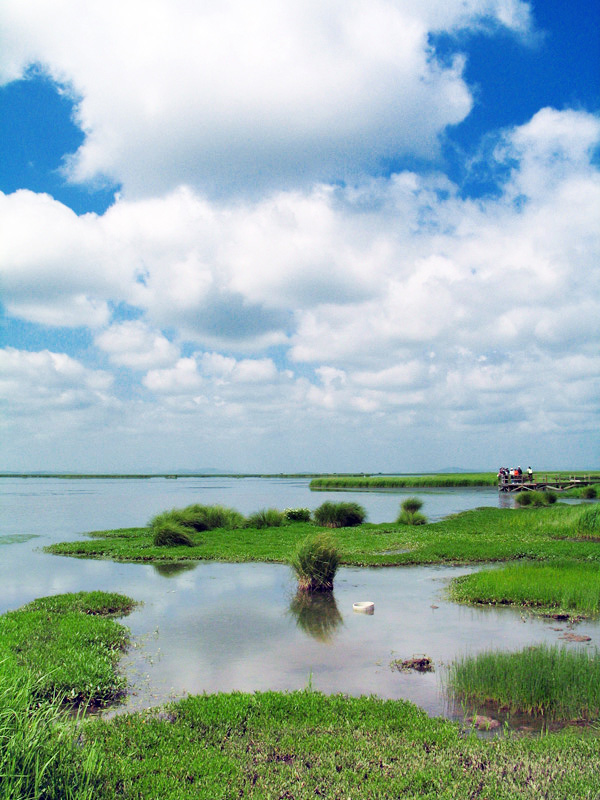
[{"x1": 1, "y1": 477, "x2": 595, "y2": 727}]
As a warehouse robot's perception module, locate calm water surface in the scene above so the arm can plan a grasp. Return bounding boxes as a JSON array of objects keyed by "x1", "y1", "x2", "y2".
[{"x1": 0, "y1": 477, "x2": 595, "y2": 726}]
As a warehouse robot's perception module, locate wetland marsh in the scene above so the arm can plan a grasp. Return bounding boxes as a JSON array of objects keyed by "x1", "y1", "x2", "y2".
[{"x1": 2, "y1": 475, "x2": 599, "y2": 798}]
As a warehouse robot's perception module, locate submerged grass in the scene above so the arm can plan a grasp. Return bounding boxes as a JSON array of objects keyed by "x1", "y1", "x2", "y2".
[
  {"x1": 448, "y1": 645, "x2": 600, "y2": 720},
  {"x1": 449, "y1": 561, "x2": 600, "y2": 616}
]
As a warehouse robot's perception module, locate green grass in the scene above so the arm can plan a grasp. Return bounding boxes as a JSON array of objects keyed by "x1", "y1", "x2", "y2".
[
  {"x1": 397, "y1": 497, "x2": 427, "y2": 525},
  {"x1": 3, "y1": 590, "x2": 600, "y2": 798},
  {"x1": 84, "y1": 690, "x2": 600, "y2": 799},
  {"x1": 515, "y1": 490, "x2": 558, "y2": 507},
  {"x1": 46, "y1": 502, "x2": 600, "y2": 568},
  {"x1": 449, "y1": 561, "x2": 600, "y2": 616},
  {"x1": 152, "y1": 520, "x2": 195, "y2": 546},
  {"x1": 313, "y1": 501, "x2": 366, "y2": 527},
  {"x1": 575, "y1": 506, "x2": 600, "y2": 539},
  {"x1": 310, "y1": 472, "x2": 600, "y2": 490},
  {"x1": 448, "y1": 645, "x2": 600, "y2": 720},
  {"x1": 0, "y1": 670, "x2": 102, "y2": 800},
  {"x1": 310, "y1": 472, "x2": 499, "y2": 489},
  {"x1": 0, "y1": 592, "x2": 134, "y2": 706},
  {"x1": 0, "y1": 592, "x2": 134, "y2": 799},
  {"x1": 21, "y1": 590, "x2": 137, "y2": 617},
  {"x1": 290, "y1": 532, "x2": 340, "y2": 591},
  {"x1": 245, "y1": 508, "x2": 286, "y2": 528},
  {"x1": 150, "y1": 504, "x2": 246, "y2": 533}
]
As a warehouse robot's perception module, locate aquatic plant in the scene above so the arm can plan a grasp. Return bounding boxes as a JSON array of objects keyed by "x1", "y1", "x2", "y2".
[
  {"x1": 150, "y1": 504, "x2": 246, "y2": 534},
  {"x1": 290, "y1": 533, "x2": 339, "y2": 592},
  {"x1": 313, "y1": 501, "x2": 366, "y2": 528},
  {"x1": 448, "y1": 644, "x2": 600, "y2": 720},
  {"x1": 284, "y1": 507, "x2": 311, "y2": 522},
  {"x1": 516, "y1": 490, "x2": 555, "y2": 507},
  {"x1": 582, "y1": 486, "x2": 597, "y2": 499},
  {"x1": 576, "y1": 506, "x2": 600, "y2": 539},
  {"x1": 246, "y1": 508, "x2": 285, "y2": 528},
  {"x1": 449, "y1": 560, "x2": 600, "y2": 616},
  {"x1": 397, "y1": 496, "x2": 427, "y2": 525},
  {"x1": 152, "y1": 521, "x2": 194, "y2": 547},
  {"x1": 310, "y1": 473, "x2": 499, "y2": 489},
  {"x1": 515, "y1": 491, "x2": 532, "y2": 506}
]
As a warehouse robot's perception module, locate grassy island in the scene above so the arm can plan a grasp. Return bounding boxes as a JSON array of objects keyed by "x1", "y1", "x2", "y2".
[{"x1": 47, "y1": 503, "x2": 600, "y2": 573}]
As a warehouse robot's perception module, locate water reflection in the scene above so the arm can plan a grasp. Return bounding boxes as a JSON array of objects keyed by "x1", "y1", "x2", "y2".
[
  {"x1": 152, "y1": 561, "x2": 199, "y2": 578},
  {"x1": 288, "y1": 591, "x2": 344, "y2": 642}
]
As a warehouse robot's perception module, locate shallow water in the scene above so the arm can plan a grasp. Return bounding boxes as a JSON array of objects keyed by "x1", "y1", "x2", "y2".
[{"x1": 0, "y1": 477, "x2": 596, "y2": 728}]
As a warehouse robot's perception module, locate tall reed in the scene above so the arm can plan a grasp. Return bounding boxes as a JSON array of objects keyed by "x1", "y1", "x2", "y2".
[
  {"x1": 0, "y1": 668, "x2": 101, "y2": 800},
  {"x1": 290, "y1": 533, "x2": 339, "y2": 592},
  {"x1": 448, "y1": 645, "x2": 600, "y2": 719}
]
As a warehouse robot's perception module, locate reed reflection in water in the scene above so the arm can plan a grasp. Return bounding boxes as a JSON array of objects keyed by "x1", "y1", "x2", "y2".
[{"x1": 288, "y1": 591, "x2": 344, "y2": 642}]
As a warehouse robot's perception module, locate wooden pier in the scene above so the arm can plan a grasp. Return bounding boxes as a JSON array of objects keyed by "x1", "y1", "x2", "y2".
[{"x1": 498, "y1": 475, "x2": 600, "y2": 493}]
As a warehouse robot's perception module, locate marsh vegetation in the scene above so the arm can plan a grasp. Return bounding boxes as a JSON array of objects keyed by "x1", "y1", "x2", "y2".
[
  {"x1": 289, "y1": 532, "x2": 340, "y2": 592},
  {"x1": 5, "y1": 476, "x2": 600, "y2": 798},
  {"x1": 448, "y1": 644, "x2": 600, "y2": 720},
  {"x1": 449, "y1": 561, "x2": 600, "y2": 617}
]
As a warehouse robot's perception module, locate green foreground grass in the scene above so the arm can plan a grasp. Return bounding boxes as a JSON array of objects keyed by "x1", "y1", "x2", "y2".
[
  {"x1": 47, "y1": 502, "x2": 600, "y2": 570},
  {"x1": 4, "y1": 619, "x2": 600, "y2": 800},
  {"x1": 85, "y1": 690, "x2": 600, "y2": 800},
  {"x1": 3, "y1": 578, "x2": 600, "y2": 796}
]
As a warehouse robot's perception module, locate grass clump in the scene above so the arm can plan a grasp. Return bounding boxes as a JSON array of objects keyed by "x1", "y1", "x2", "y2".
[
  {"x1": 313, "y1": 501, "x2": 366, "y2": 528},
  {"x1": 284, "y1": 507, "x2": 311, "y2": 522},
  {"x1": 150, "y1": 504, "x2": 246, "y2": 545},
  {"x1": 582, "y1": 485, "x2": 597, "y2": 499},
  {"x1": 290, "y1": 533, "x2": 339, "y2": 592},
  {"x1": 576, "y1": 506, "x2": 600, "y2": 539},
  {"x1": 0, "y1": 670, "x2": 102, "y2": 800},
  {"x1": 397, "y1": 496, "x2": 427, "y2": 525},
  {"x1": 449, "y1": 561, "x2": 600, "y2": 616},
  {"x1": 246, "y1": 508, "x2": 285, "y2": 528},
  {"x1": 150, "y1": 504, "x2": 246, "y2": 534},
  {"x1": 448, "y1": 644, "x2": 600, "y2": 720},
  {"x1": 516, "y1": 490, "x2": 558, "y2": 507},
  {"x1": 152, "y1": 520, "x2": 194, "y2": 547}
]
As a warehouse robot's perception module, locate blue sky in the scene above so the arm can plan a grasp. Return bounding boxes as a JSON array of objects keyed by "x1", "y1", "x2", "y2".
[{"x1": 1, "y1": 0, "x2": 599, "y2": 472}]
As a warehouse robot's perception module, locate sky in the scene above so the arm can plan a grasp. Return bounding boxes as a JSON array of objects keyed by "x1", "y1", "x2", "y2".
[{"x1": 0, "y1": 0, "x2": 599, "y2": 474}]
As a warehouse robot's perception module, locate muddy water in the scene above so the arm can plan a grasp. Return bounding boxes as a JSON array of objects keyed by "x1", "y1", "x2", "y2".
[{"x1": 1, "y1": 477, "x2": 596, "y2": 728}]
